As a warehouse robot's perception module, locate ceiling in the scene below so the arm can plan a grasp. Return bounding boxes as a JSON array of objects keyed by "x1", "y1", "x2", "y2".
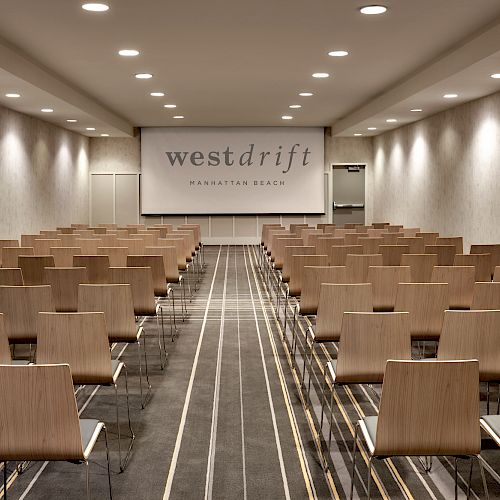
[{"x1": 1, "y1": 0, "x2": 500, "y2": 137}]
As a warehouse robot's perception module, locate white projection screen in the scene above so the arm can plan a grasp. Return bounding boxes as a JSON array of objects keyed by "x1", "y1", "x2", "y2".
[{"x1": 140, "y1": 127, "x2": 325, "y2": 215}]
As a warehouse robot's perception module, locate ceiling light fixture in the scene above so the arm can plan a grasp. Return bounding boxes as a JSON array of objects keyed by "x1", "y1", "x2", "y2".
[
  {"x1": 135, "y1": 73, "x2": 153, "y2": 79},
  {"x1": 66, "y1": 119, "x2": 78, "y2": 123},
  {"x1": 86, "y1": 127, "x2": 96, "y2": 131},
  {"x1": 367, "y1": 127, "x2": 377, "y2": 130},
  {"x1": 163, "y1": 104, "x2": 176, "y2": 108},
  {"x1": 289, "y1": 104, "x2": 302, "y2": 109},
  {"x1": 312, "y1": 72, "x2": 329, "y2": 78},
  {"x1": 491, "y1": 74, "x2": 500, "y2": 79},
  {"x1": 354, "y1": 133, "x2": 363, "y2": 136},
  {"x1": 5, "y1": 93, "x2": 20, "y2": 98},
  {"x1": 150, "y1": 92, "x2": 165, "y2": 97},
  {"x1": 328, "y1": 50, "x2": 349, "y2": 57},
  {"x1": 119, "y1": 49, "x2": 139, "y2": 57},
  {"x1": 82, "y1": 3, "x2": 109, "y2": 12},
  {"x1": 410, "y1": 108, "x2": 423, "y2": 112},
  {"x1": 299, "y1": 92, "x2": 314, "y2": 97},
  {"x1": 41, "y1": 108, "x2": 53, "y2": 113},
  {"x1": 282, "y1": 115, "x2": 293, "y2": 120},
  {"x1": 100, "y1": 133, "x2": 110, "y2": 137},
  {"x1": 386, "y1": 118, "x2": 398, "y2": 123},
  {"x1": 173, "y1": 116, "x2": 184, "y2": 119},
  {"x1": 443, "y1": 93, "x2": 458, "y2": 99},
  {"x1": 360, "y1": 5, "x2": 387, "y2": 15}
]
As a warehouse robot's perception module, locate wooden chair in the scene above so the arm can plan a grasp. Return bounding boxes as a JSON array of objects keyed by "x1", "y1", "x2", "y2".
[
  {"x1": 127, "y1": 255, "x2": 168, "y2": 297},
  {"x1": 2, "y1": 247, "x2": 34, "y2": 268},
  {"x1": 288, "y1": 254, "x2": 328, "y2": 297},
  {"x1": 0, "y1": 285, "x2": 54, "y2": 346},
  {"x1": 0, "y1": 364, "x2": 112, "y2": 498},
  {"x1": 345, "y1": 233, "x2": 368, "y2": 245},
  {"x1": 396, "y1": 236, "x2": 424, "y2": 254},
  {"x1": 350, "y1": 360, "x2": 483, "y2": 500},
  {"x1": 78, "y1": 284, "x2": 152, "y2": 407},
  {"x1": 381, "y1": 233, "x2": 400, "y2": 245},
  {"x1": 273, "y1": 237, "x2": 303, "y2": 270},
  {"x1": 394, "y1": 282, "x2": 450, "y2": 341},
  {"x1": 471, "y1": 282, "x2": 500, "y2": 309},
  {"x1": 75, "y1": 239, "x2": 102, "y2": 255},
  {"x1": 367, "y1": 266, "x2": 411, "y2": 311},
  {"x1": 0, "y1": 240, "x2": 18, "y2": 267},
  {"x1": 51, "y1": 247, "x2": 81, "y2": 267},
  {"x1": 44, "y1": 267, "x2": 88, "y2": 312},
  {"x1": 282, "y1": 246, "x2": 314, "y2": 283},
  {"x1": 329, "y1": 245, "x2": 363, "y2": 266},
  {"x1": 33, "y1": 238, "x2": 61, "y2": 255},
  {"x1": 387, "y1": 225, "x2": 403, "y2": 232},
  {"x1": 415, "y1": 231, "x2": 439, "y2": 247},
  {"x1": 494, "y1": 267, "x2": 500, "y2": 282},
  {"x1": 98, "y1": 247, "x2": 128, "y2": 267},
  {"x1": 21, "y1": 234, "x2": 43, "y2": 247},
  {"x1": 316, "y1": 237, "x2": 344, "y2": 258},
  {"x1": 37, "y1": 312, "x2": 134, "y2": 471},
  {"x1": 99, "y1": 234, "x2": 119, "y2": 247},
  {"x1": 268, "y1": 230, "x2": 293, "y2": 260},
  {"x1": 59, "y1": 234, "x2": 79, "y2": 246},
  {"x1": 346, "y1": 254, "x2": 383, "y2": 283},
  {"x1": 379, "y1": 245, "x2": 409, "y2": 266},
  {"x1": 302, "y1": 229, "x2": 324, "y2": 246},
  {"x1": 402, "y1": 227, "x2": 420, "y2": 237},
  {"x1": 152, "y1": 225, "x2": 173, "y2": 238},
  {"x1": 471, "y1": 244, "x2": 500, "y2": 277},
  {"x1": 436, "y1": 236, "x2": 464, "y2": 254},
  {"x1": 425, "y1": 244, "x2": 456, "y2": 265},
  {"x1": 0, "y1": 313, "x2": 19, "y2": 363},
  {"x1": 74, "y1": 255, "x2": 110, "y2": 284},
  {"x1": 401, "y1": 253, "x2": 438, "y2": 282},
  {"x1": 18, "y1": 255, "x2": 55, "y2": 285},
  {"x1": 372, "y1": 223, "x2": 389, "y2": 229},
  {"x1": 0, "y1": 268, "x2": 23, "y2": 286},
  {"x1": 366, "y1": 229, "x2": 385, "y2": 237},
  {"x1": 454, "y1": 253, "x2": 492, "y2": 282},
  {"x1": 131, "y1": 233, "x2": 156, "y2": 247},
  {"x1": 358, "y1": 237, "x2": 383, "y2": 255},
  {"x1": 431, "y1": 266, "x2": 475, "y2": 309}
]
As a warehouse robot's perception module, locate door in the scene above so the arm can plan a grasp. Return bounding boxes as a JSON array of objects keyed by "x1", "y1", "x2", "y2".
[{"x1": 332, "y1": 164, "x2": 365, "y2": 225}]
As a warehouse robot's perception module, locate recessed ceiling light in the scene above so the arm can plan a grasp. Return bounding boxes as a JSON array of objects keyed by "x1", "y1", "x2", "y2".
[
  {"x1": 41, "y1": 108, "x2": 53, "y2": 113},
  {"x1": 443, "y1": 93, "x2": 458, "y2": 99},
  {"x1": 299, "y1": 92, "x2": 314, "y2": 97},
  {"x1": 86, "y1": 127, "x2": 96, "y2": 131},
  {"x1": 100, "y1": 133, "x2": 110, "y2": 137},
  {"x1": 282, "y1": 115, "x2": 293, "y2": 120},
  {"x1": 328, "y1": 50, "x2": 349, "y2": 57},
  {"x1": 410, "y1": 108, "x2": 423, "y2": 112},
  {"x1": 150, "y1": 92, "x2": 165, "y2": 97},
  {"x1": 119, "y1": 49, "x2": 140, "y2": 57},
  {"x1": 5, "y1": 93, "x2": 20, "y2": 98},
  {"x1": 386, "y1": 118, "x2": 398, "y2": 123},
  {"x1": 367, "y1": 127, "x2": 377, "y2": 130},
  {"x1": 135, "y1": 73, "x2": 153, "y2": 79},
  {"x1": 491, "y1": 74, "x2": 500, "y2": 79},
  {"x1": 360, "y1": 5, "x2": 387, "y2": 15},
  {"x1": 312, "y1": 72, "x2": 330, "y2": 78},
  {"x1": 354, "y1": 133, "x2": 363, "y2": 136},
  {"x1": 163, "y1": 104, "x2": 176, "y2": 108},
  {"x1": 66, "y1": 119, "x2": 78, "y2": 123},
  {"x1": 289, "y1": 104, "x2": 302, "y2": 109},
  {"x1": 82, "y1": 3, "x2": 109, "y2": 12},
  {"x1": 173, "y1": 116, "x2": 184, "y2": 119}
]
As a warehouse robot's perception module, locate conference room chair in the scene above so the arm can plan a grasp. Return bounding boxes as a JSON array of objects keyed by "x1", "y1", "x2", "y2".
[
  {"x1": 0, "y1": 313, "x2": 30, "y2": 364},
  {"x1": 328, "y1": 245, "x2": 363, "y2": 266},
  {"x1": 75, "y1": 238, "x2": 102, "y2": 255},
  {"x1": 436, "y1": 236, "x2": 464, "y2": 254},
  {"x1": 127, "y1": 224, "x2": 146, "y2": 230},
  {"x1": 454, "y1": 253, "x2": 492, "y2": 282},
  {"x1": 396, "y1": 236, "x2": 425, "y2": 254},
  {"x1": 98, "y1": 246, "x2": 129, "y2": 267},
  {"x1": 302, "y1": 229, "x2": 324, "y2": 246},
  {"x1": 346, "y1": 253, "x2": 383, "y2": 283},
  {"x1": 78, "y1": 284, "x2": 152, "y2": 408},
  {"x1": 90, "y1": 227, "x2": 107, "y2": 235},
  {"x1": 267, "y1": 230, "x2": 293, "y2": 262},
  {"x1": 366, "y1": 229, "x2": 384, "y2": 237},
  {"x1": 394, "y1": 282, "x2": 450, "y2": 348},
  {"x1": 425, "y1": 244, "x2": 457, "y2": 265},
  {"x1": 350, "y1": 360, "x2": 485, "y2": 500},
  {"x1": 140, "y1": 229, "x2": 161, "y2": 244},
  {"x1": 438, "y1": 309, "x2": 500, "y2": 413},
  {"x1": 0, "y1": 364, "x2": 112, "y2": 499},
  {"x1": 75, "y1": 229, "x2": 96, "y2": 238},
  {"x1": 0, "y1": 268, "x2": 23, "y2": 286},
  {"x1": 163, "y1": 234, "x2": 196, "y2": 296},
  {"x1": 74, "y1": 255, "x2": 110, "y2": 284},
  {"x1": 345, "y1": 233, "x2": 368, "y2": 245},
  {"x1": 322, "y1": 312, "x2": 411, "y2": 453},
  {"x1": 288, "y1": 254, "x2": 328, "y2": 298},
  {"x1": 471, "y1": 281, "x2": 500, "y2": 310},
  {"x1": 159, "y1": 237, "x2": 190, "y2": 294},
  {"x1": 178, "y1": 224, "x2": 202, "y2": 252},
  {"x1": 372, "y1": 222, "x2": 390, "y2": 229},
  {"x1": 401, "y1": 253, "x2": 438, "y2": 282},
  {"x1": 367, "y1": 266, "x2": 411, "y2": 312},
  {"x1": 98, "y1": 223, "x2": 118, "y2": 230},
  {"x1": 131, "y1": 233, "x2": 156, "y2": 247},
  {"x1": 71, "y1": 223, "x2": 89, "y2": 229},
  {"x1": 39, "y1": 230, "x2": 60, "y2": 238},
  {"x1": 18, "y1": 255, "x2": 55, "y2": 285},
  {"x1": 51, "y1": 246, "x2": 81, "y2": 267},
  {"x1": 494, "y1": 267, "x2": 500, "y2": 282},
  {"x1": 303, "y1": 283, "x2": 373, "y2": 395},
  {"x1": 44, "y1": 267, "x2": 88, "y2": 312},
  {"x1": 358, "y1": 237, "x2": 383, "y2": 255},
  {"x1": 1, "y1": 246, "x2": 34, "y2": 268},
  {"x1": 315, "y1": 237, "x2": 344, "y2": 258},
  {"x1": 431, "y1": 266, "x2": 475, "y2": 309},
  {"x1": 273, "y1": 237, "x2": 303, "y2": 271},
  {"x1": 32, "y1": 238, "x2": 61, "y2": 255},
  {"x1": 355, "y1": 225, "x2": 371, "y2": 233},
  {"x1": 0, "y1": 240, "x2": 18, "y2": 267},
  {"x1": 152, "y1": 224, "x2": 174, "y2": 238},
  {"x1": 37, "y1": 312, "x2": 134, "y2": 472},
  {"x1": 379, "y1": 244, "x2": 409, "y2": 266},
  {"x1": 387, "y1": 224, "x2": 404, "y2": 232},
  {"x1": 281, "y1": 246, "x2": 314, "y2": 283},
  {"x1": 56, "y1": 227, "x2": 74, "y2": 234},
  {"x1": 110, "y1": 229, "x2": 129, "y2": 238},
  {"x1": 99, "y1": 233, "x2": 119, "y2": 247},
  {"x1": 21, "y1": 234, "x2": 44, "y2": 247},
  {"x1": 380, "y1": 233, "x2": 400, "y2": 245},
  {"x1": 59, "y1": 234, "x2": 79, "y2": 246},
  {"x1": 471, "y1": 244, "x2": 500, "y2": 277},
  {"x1": 415, "y1": 231, "x2": 439, "y2": 246},
  {"x1": 402, "y1": 227, "x2": 420, "y2": 237},
  {"x1": 333, "y1": 228, "x2": 357, "y2": 238}
]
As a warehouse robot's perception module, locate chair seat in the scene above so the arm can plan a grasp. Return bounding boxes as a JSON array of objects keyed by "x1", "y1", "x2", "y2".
[
  {"x1": 481, "y1": 415, "x2": 500, "y2": 447},
  {"x1": 109, "y1": 327, "x2": 142, "y2": 344},
  {"x1": 359, "y1": 416, "x2": 378, "y2": 455},
  {"x1": 80, "y1": 419, "x2": 104, "y2": 460},
  {"x1": 112, "y1": 359, "x2": 124, "y2": 384}
]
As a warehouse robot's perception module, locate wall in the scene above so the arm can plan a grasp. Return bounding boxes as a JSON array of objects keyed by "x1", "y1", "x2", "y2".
[
  {"x1": 372, "y1": 91, "x2": 500, "y2": 251},
  {"x1": 0, "y1": 105, "x2": 89, "y2": 240}
]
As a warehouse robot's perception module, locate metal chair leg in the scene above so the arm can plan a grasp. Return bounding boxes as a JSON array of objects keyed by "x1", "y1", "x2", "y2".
[
  {"x1": 328, "y1": 385, "x2": 335, "y2": 452},
  {"x1": 367, "y1": 457, "x2": 373, "y2": 500},
  {"x1": 478, "y1": 456, "x2": 490, "y2": 500},
  {"x1": 3, "y1": 461, "x2": 7, "y2": 500},
  {"x1": 103, "y1": 426, "x2": 113, "y2": 500},
  {"x1": 467, "y1": 456, "x2": 473, "y2": 500},
  {"x1": 350, "y1": 424, "x2": 359, "y2": 500},
  {"x1": 320, "y1": 369, "x2": 327, "y2": 431},
  {"x1": 487, "y1": 382, "x2": 490, "y2": 415},
  {"x1": 454, "y1": 457, "x2": 458, "y2": 500},
  {"x1": 85, "y1": 460, "x2": 90, "y2": 500},
  {"x1": 156, "y1": 312, "x2": 165, "y2": 370},
  {"x1": 137, "y1": 335, "x2": 152, "y2": 409}
]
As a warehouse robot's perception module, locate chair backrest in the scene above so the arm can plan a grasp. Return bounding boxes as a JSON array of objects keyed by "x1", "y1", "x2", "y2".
[
  {"x1": 381, "y1": 233, "x2": 400, "y2": 245},
  {"x1": 151, "y1": 225, "x2": 172, "y2": 239},
  {"x1": 288, "y1": 224, "x2": 308, "y2": 236},
  {"x1": 402, "y1": 228, "x2": 420, "y2": 237},
  {"x1": 19, "y1": 255, "x2": 55, "y2": 285},
  {"x1": 379, "y1": 245, "x2": 409, "y2": 266},
  {"x1": 97, "y1": 246, "x2": 128, "y2": 267},
  {"x1": 171, "y1": 230, "x2": 196, "y2": 257},
  {"x1": 471, "y1": 244, "x2": 500, "y2": 276},
  {"x1": 99, "y1": 234, "x2": 119, "y2": 247},
  {"x1": 0, "y1": 285, "x2": 54, "y2": 343},
  {"x1": 396, "y1": 237, "x2": 424, "y2": 254},
  {"x1": 261, "y1": 224, "x2": 283, "y2": 246},
  {"x1": 471, "y1": 282, "x2": 500, "y2": 310},
  {"x1": 178, "y1": 224, "x2": 201, "y2": 246},
  {"x1": 2, "y1": 247, "x2": 34, "y2": 269},
  {"x1": 0, "y1": 314, "x2": 13, "y2": 364},
  {"x1": 300, "y1": 266, "x2": 349, "y2": 315},
  {"x1": 273, "y1": 237, "x2": 303, "y2": 269},
  {"x1": 315, "y1": 283, "x2": 373, "y2": 342},
  {"x1": 387, "y1": 225, "x2": 403, "y2": 233},
  {"x1": 372, "y1": 223, "x2": 389, "y2": 229},
  {"x1": 375, "y1": 360, "x2": 480, "y2": 457},
  {"x1": 145, "y1": 246, "x2": 179, "y2": 283},
  {"x1": 110, "y1": 267, "x2": 157, "y2": 315},
  {"x1": 329, "y1": 245, "x2": 363, "y2": 266},
  {"x1": 345, "y1": 233, "x2": 368, "y2": 245},
  {"x1": 335, "y1": 312, "x2": 411, "y2": 384},
  {"x1": 51, "y1": 247, "x2": 81, "y2": 267},
  {"x1": 58, "y1": 234, "x2": 78, "y2": 246},
  {"x1": 78, "y1": 284, "x2": 137, "y2": 342},
  {"x1": 394, "y1": 282, "x2": 449, "y2": 340},
  {"x1": 315, "y1": 237, "x2": 344, "y2": 258},
  {"x1": 0, "y1": 364, "x2": 85, "y2": 461},
  {"x1": 438, "y1": 310, "x2": 500, "y2": 381},
  {"x1": 268, "y1": 230, "x2": 293, "y2": 259},
  {"x1": 346, "y1": 253, "x2": 383, "y2": 283},
  {"x1": 333, "y1": 228, "x2": 356, "y2": 238},
  {"x1": 367, "y1": 266, "x2": 411, "y2": 312},
  {"x1": 400, "y1": 253, "x2": 438, "y2": 282},
  {"x1": 37, "y1": 312, "x2": 114, "y2": 385},
  {"x1": 73, "y1": 255, "x2": 110, "y2": 284},
  {"x1": 33, "y1": 239, "x2": 61, "y2": 255},
  {"x1": 116, "y1": 238, "x2": 146, "y2": 255},
  {"x1": 436, "y1": 236, "x2": 463, "y2": 255},
  {"x1": 358, "y1": 237, "x2": 383, "y2": 255},
  {"x1": 494, "y1": 266, "x2": 500, "y2": 282},
  {"x1": 131, "y1": 233, "x2": 156, "y2": 247},
  {"x1": 425, "y1": 245, "x2": 456, "y2": 265},
  {"x1": 75, "y1": 239, "x2": 102, "y2": 255},
  {"x1": 44, "y1": 267, "x2": 88, "y2": 312},
  {"x1": 282, "y1": 246, "x2": 315, "y2": 282},
  {"x1": 266, "y1": 229, "x2": 290, "y2": 256},
  {"x1": 0, "y1": 268, "x2": 23, "y2": 286},
  {"x1": 0, "y1": 240, "x2": 19, "y2": 267},
  {"x1": 289, "y1": 254, "x2": 328, "y2": 296},
  {"x1": 415, "y1": 232, "x2": 439, "y2": 247},
  {"x1": 431, "y1": 266, "x2": 475, "y2": 309},
  {"x1": 454, "y1": 253, "x2": 492, "y2": 282},
  {"x1": 138, "y1": 229, "x2": 160, "y2": 244},
  {"x1": 302, "y1": 229, "x2": 324, "y2": 246},
  {"x1": 20, "y1": 234, "x2": 42, "y2": 247},
  {"x1": 127, "y1": 255, "x2": 167, "y2": 296}
]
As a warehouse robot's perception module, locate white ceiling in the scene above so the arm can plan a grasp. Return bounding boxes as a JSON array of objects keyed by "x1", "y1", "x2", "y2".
[{"x1": 1, "y1": 0, "x2": 500, "y2": 137}]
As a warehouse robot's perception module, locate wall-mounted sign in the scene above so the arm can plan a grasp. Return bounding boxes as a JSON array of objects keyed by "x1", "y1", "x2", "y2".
[{"x1": 140, "y1": 127, "x2": 325, "y2": 214}]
